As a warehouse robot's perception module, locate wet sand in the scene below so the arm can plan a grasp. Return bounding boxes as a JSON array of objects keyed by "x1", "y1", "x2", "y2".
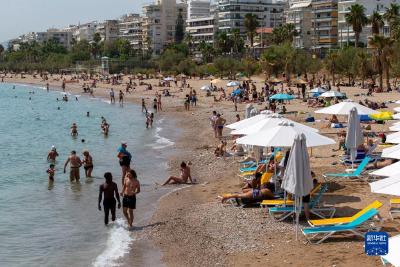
[{"x1": 3, "y1": 73, "x2": 399, "y2": 266}]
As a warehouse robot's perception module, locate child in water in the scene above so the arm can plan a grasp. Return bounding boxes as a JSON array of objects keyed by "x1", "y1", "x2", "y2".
[{"x1": 47, "y1": 164, "x2": 55, "y2": 182}]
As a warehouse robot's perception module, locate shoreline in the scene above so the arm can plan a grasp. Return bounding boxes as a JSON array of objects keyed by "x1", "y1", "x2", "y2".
[{"x1": 2, "y1": 74, "x2": 398, "y2": 266}]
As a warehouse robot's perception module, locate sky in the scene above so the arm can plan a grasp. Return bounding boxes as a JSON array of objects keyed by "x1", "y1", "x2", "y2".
[{"x1": 0, "y1": 0, "x2": 151, "y2": 42}]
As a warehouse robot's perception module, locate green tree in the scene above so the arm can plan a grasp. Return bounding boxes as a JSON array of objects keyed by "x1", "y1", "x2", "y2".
[
  {"x1": 175, "y1": 9, "x2": 185, "y2": 43},
  {"x1": 70, "y1": 40, "x2": 91, "y2": 62},
  {"x1": 356, "y1": 49, "x2": 373, "y2": 88},
  {"x1": 336, "y1": 47, "x2": 358, "y2": 85},
  {"x1": 345, "y1": 4, "x2": 368, "y2": 47},
  {"x1": 261, "y1": 43, "x2": 295, "y2": 81},
  {"x1": 369, "y1": 11, "x2": 384, "y2": 36},
  {"x1": 213, "y1": 57, "x2": 239, "y2": 78},
  {"x1": 198, "y1": 41, "x2": 215, "y2": 63},
  {"x1": 325, "y1": 51, "x2": 339, "y2": 85},
  {"x1": 244, "y1": 13, "x2": 259, "y2": 48},
  {"x1": 0, "y1": 44, "x2": 4, "y2": 57},
  {"x1": 184, "y1": 33, "x2": 193, "y2": 55},
  {"x1": 230, "y1": 29, "x2": 244, "y2": 55},
  {"x1": 240, "y1": 57, "x2": 259, "y2": 77},
  {"x1": 214, "y1": 31, "x2": 232, "y2": 55},
  {"x1": 384, "y1": 3, "x2": 400, "y2": 36},
  {"x1": 369, "y1": 35, "x2": 394, "y2": 91},
  {"x1": 271, "y1": 24, "x2": 296, "y2": 45}
]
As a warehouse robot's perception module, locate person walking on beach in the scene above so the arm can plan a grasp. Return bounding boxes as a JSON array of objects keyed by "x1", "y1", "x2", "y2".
[
  {"x1": 117, "y1": 142, "x2": 132, "y2": 185},
  {"x1": 119, "y1": 90, "x2": 124, "y2": 105},
  {"x1": 142, "y1": 98, "x2": 147, "y2": 113},
  {"x1": 209, "y1": 111, "x2": 218, "y2": 138},
  {"x1": 47, "y1": 146, "x2": 59, "y2": 162},
  {"x1": 110, "y1": 89, "x2": 115, "y2": 103},
  {"x1": 63, "y1": 150, "x2": 82, "y2": 182},
  {"x1": 162, "y1": 161, "x2": 193, "y2": 185},
  {"x1": 121, "y1": 170, "x2": 140, "y2": 228},
  {"x1": 98, "y1": 172, "x2": 121, "y2": 225},
  {"x1": 82, "y1": 150, "x2": 94, "y2": 178},
  {"x1": 215, "y1": 114, "x2": 226, "y2": 138}
]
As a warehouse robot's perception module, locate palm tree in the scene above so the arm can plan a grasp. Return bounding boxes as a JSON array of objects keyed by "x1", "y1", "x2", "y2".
[
  {"x1": 198, "y1": 41, "x2": 214, "y2": 63},
  {"x1": 384, "y1": 3, "x2": 400, "y2": 36},
  {"x1": 369, "y1": 11, "x2": 384, "y2": 36},
  {"x1": 230, "y1": 28, "x2": 244, "y2": 55},
  {"x1": 345, "y1": 4, "x2": 368, "y2": 47},
  {"x1": 244, "y1": 13, "x2": 259, "y2": 48},
  {"x1": 369, "y1": 35, "x2": 394, "y2": 91}
]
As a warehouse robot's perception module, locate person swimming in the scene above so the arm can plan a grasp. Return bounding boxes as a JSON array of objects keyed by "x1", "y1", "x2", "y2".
[{"x1": 70, "y1": 123, "x2": 78, "y2": 136}]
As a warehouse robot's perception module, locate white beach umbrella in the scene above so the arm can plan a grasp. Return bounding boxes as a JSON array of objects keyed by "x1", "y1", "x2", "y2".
[
  {"x1": 319, "y1": 91, "x2": 344, "y2": 98},
  {"x1": 396, "y1": 100, "x2": 400, "y2": 104},
  {"x1": 389, "y1": 124, "x2": 400, "y2": 131},
  {"x1": 393, "y1": 113, "x2": 400, "y2": 120},
  {"x1": 391, "y1": 121, "x2": 400, "y2": 126},
  {"x1": 226, "y1": 81, "x2": 240, "y2": 87},
  {"x1": 309, "y1": 87, "x2": 326, "y2": 93},
  {"x1": 394, "y1": 107, "x2": 400, "y2": 113},
  {"x1": 386, "y1": 131, "x2": 400, "y2": 143},
  {"x1": 281, "y1": 134, "x2": 314, "y2": 240},
  {"x1": 382, "y1": 234, "x2": 400, "y2": 266},
  {"x1": 370, "y1": 175, "x2": 400, "y2": 196},
  {"x1": 226, "y1": 112, "x2": 274, "y2": 130},
  {"x1": 382, "y1": 144, "x2": 400, "y2": 159},
  {"x1": 200, "y1": 85, "x2": 212, "y2": 91},
  {"x1": 236, "y1": 122, "x2": 335, "y2": 148},
  {"x1": 370, "y1": 161, "x2": 400, "y2": 177},
  {"x1": 164, "y1": 77, "x2": 174, "y2": 81},
  {"x1": 230, "y1": 115, "x2": 318, "y2": 135},
  {"x1": 345, "y1": 108, "x2": 364, "y2": 167},
  {"x1": 315, "y1": 100, "x2": 378, "y2": 115}
]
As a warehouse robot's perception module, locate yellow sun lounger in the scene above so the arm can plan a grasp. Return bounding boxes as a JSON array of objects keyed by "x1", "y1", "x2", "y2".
[
  {"x1": 308, "y1": 200, "x2": 383, "y2": 227},
  {"x1": 390, "y1": 199, "x2": 400, "y2": 219},
  {"x1": 261, "y1": 184, "x2": 322, "y2": 207}
]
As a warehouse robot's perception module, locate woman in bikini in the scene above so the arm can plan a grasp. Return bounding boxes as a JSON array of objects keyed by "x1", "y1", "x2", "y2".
[
  {"x1": 162, "y1": 162, "x2": 193, "y2": 185},
  {"x1": 82, "y1": 150, "x2": 94, "y2": 178}
]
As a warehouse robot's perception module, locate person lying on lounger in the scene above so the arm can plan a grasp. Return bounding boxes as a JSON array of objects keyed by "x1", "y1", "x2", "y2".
[{"x1": 220, "y1": 172, "x2": 275, "y2": 203}]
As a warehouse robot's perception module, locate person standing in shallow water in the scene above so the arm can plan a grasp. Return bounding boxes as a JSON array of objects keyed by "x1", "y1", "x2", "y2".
[
  {"x1": 64, "y1": 150, "x2": 82, "y2": 182},
  {"x1": 121, "y1": 170, "x2": 140, "y2": 228},
  {"x1": 117, "y1": 142, "x2": 132, "y2": 185},
  {"x1": 98, "y1": 172, "x2": 121, "y2": 225}
]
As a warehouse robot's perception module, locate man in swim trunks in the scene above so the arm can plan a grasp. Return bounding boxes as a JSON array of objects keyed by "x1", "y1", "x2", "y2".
[
  {"x1": 117, "y1": 142, "x2": 132, "y2": 185},
  {"x1": 121, "y1": 170, "x2": 140, "y2": 228},
  {"x1": 47, "y1": 146, "x2": 59, "y2": 162},
  {"x1": 63, "y1": 150, "x2": 82, "y2": 182},
  {"x1": 162, "y1": 161, "x2": 193, "y2": 185},
  {"x1": 99, "y1": 172, "x2": 121, "y2": 225}
]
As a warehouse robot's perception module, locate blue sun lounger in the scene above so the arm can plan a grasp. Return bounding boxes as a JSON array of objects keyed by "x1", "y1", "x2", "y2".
[
  {"x1": 268, "y1": 184, "x2": 335, "y2": 221},
  {"x1": 302, "y1": 208, "x2": 381, "y2": 244},
  {"x1": 323, "y1": 156, "x2": 370, "y2": 181}
]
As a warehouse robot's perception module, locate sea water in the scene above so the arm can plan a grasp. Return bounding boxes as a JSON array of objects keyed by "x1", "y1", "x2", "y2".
[{"x1": 0, "y1": 83, "x2": 176, "y2": 267}]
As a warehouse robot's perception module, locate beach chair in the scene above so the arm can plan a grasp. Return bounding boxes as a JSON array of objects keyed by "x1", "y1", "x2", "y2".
[
  {"x1": 261, "y1": 184, "x2": 322, "y2": 207},
  {"x1": 323, "y1": 156, "x2": 370, "y2": 181},
  {"x1": 390, "y1": 199, "x2": 400, "y2": 220},
  {"x1": 268, "y1": 184, "x2": 335, "y2": 221},
  {"x1": 308, "y1": 200, "x2": 383, "y2": 227},
  {"x1": 302, "y1": 208, "x2": 382, "y2": 244}
]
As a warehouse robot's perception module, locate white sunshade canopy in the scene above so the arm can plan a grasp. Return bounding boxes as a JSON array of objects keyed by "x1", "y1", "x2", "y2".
[
  {"x1": 164, "y1": 77, "x2": 174, "y2": 81},
  {"x1": 370, "y1": 161, "x2": 400, "y2": 177},
  {"x1": 226, "y1": 111, "x2": 274, "y2": 130},
  {"x1": 382, "y1": 234, "x2": 400, "y2": 266},
  {"x1": 200, "y1": 85, "x2": 212, "y2": 91},
  {"x1": 382, "y1": 144, "x2": 400, "y2": 159},
  {"x1": 386, "y1": 131, "x2": 400, "y2": 143},
  {"x1": 389, "y1": 124, "x2": 400, "y2": 131},
  {"x1": 230, "y1": 115, "x2": 318, "y2": 136},
  {"x1": 315, "y1": 100, "x2": 378, "y2": 115},
  {"x1": 226, "y1": 81, "x2": 240, "y2": 87},
  {"x1": 394, "y1": 107, "x2": 400, "y2": 113},
  {"x1": 319, "y1": 91, "x2": 344, "y2": 98},
  {"x1": 370, "y1": 175, "x2": 400, "y2": 196},
  {"x1": 309, "y1": 87, "x2": 326, "y2": 93},
  {"x1": 394, "y1": 113, "x2": 400, "y2": 120},
  {"x1": 236, "y1": 122, "x2": 335, "y2": 148}
]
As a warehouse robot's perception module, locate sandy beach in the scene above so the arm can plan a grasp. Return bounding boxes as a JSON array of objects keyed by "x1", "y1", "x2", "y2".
[{"x1": 2, "y1": 73, "x2": 399, "y2": 266}]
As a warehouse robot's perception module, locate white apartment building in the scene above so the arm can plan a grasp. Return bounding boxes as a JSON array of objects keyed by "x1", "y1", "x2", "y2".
[
  {"x1": 142, "y1": 0, "x2": 187, "y2": 55},
  {"x1": 338, "y1": 0, "x2": 400, "y2": 47},
  {"x1": 217, "y1": 0, "x2": 285, "y2": 39},
  {"x1": 72, "y1": 22, "x2": 98, "y2": 42},
  {"x1": 286, "y1": 1, "x2": 313, "y2": 49},
  {"x1": 187, "y1": 0, "x2": 211, "y2": 19},
  {"x1": 119, "y1": 14, "x2": 143, "y2": 50},
  {"x1": 96, "y1": 20, "x2": 120, "y2": 42},
  {"x1": 186, "y1": 15, "x2": 216, "y2": 45},
  {"x1": 36, "y1": 29, "x2": 74, "y2": 50}
]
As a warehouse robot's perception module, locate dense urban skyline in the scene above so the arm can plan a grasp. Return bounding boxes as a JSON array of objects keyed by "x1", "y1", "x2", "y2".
[{"x1": 0, "y1": 0, "x2": 150, "y2": 42}]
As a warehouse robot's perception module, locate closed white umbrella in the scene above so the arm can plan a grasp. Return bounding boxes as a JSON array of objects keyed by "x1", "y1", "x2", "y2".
[
  {"x1": 370, "y1": 175, "x2": 400, "y2": 196},
  {"x1": 370, "y1": 161, "x2": 400, "y2": 177},
  {"x1": 236, "y1": 122, "x2": 335, "y2": 148},
  {"x1": 281, "y1": 133, "x2": 314, "y2": 240},
  {"x1": 226, "y1": 81, "x2": 240, "y2": 87},
  {"x1": 230, "y1": 115, "x2": 318, "y2": 135},
  {"x1": 315, "y1": 100, "x2": 378, "y2": 115},
  {"x1": 382, "y1": 144, "x2": 400, "y2": 159},
  {"x1": 345, "y1": 108, "x2": 364, "y2": 168},
  {"x1": 226, "y1": 111, "x2": 274, "y2": 130},
  {"x1": 382, "y1": 234, "x2": 400, "y2": 266},
  {"x1": 319, "y1": 91, "x2": 344, "y2": 98}
]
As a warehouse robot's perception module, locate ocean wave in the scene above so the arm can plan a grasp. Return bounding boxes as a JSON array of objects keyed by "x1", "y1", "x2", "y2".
[
  {"x1": 92, "y1": 218, "x2": 133, "y2": 267},
  {"x1": 150, "y1": 127, "x2": 174, "y2": 149}
]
